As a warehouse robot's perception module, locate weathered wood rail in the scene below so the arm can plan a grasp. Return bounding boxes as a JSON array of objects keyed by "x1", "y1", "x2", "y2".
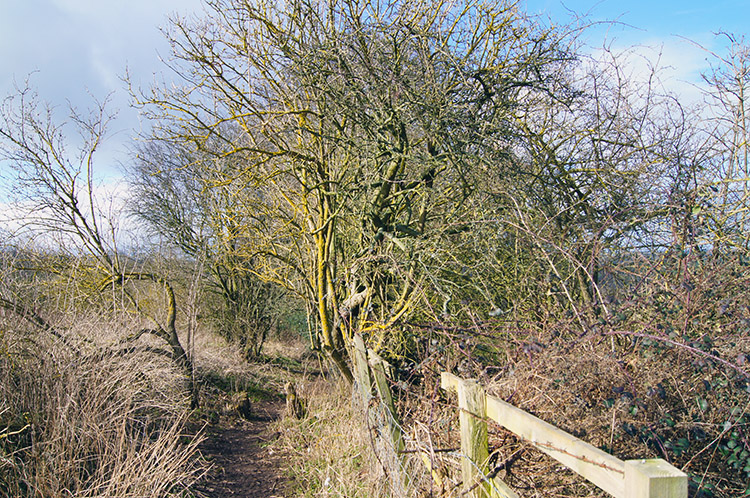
[{"x1": 441, "y1": 371, "x2": 688, "y2": 498}]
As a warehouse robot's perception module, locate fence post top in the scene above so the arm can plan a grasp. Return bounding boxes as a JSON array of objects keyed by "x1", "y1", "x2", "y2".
[
  {"x1": 624, "y1": 459, "x2": 687, "y2": 498},
  {"x1": 624, "y1": 458, "x2": 687, "y2": 478},
  {"x1": 440, "y1": 371, "x2": 460, "y2": 392},
  {"x1": 441, "y1": 371, "x2": 484, "y2": 389}
]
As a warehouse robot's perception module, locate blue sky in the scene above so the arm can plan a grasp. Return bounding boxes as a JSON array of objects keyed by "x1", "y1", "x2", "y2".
[
  {"x1": 1, "y1": 0, "x2": 748, "y2": 181},
  {"x1": 525, "y1": 0, "x2": 750, "y2": 39},
  {"x1": 524, "y1": 0, "x2": 750, "y2": 104}
]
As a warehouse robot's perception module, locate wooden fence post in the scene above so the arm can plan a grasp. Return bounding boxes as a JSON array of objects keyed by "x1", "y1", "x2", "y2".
[
  {"x1": 352, "y1": 333, "x2": 372, "y2": 403},
  {"x1": 369, "y1": 351, "x2": 410, "y2": 495},
  {"x1": 624, "y1": 459, "x2": 687, "y2": 498},
  {"x1": 369, "y1": 353, "x2": 405, "y2": 455},
  {"x1": 457, "y1": 378, "x2": 490, "y2": 498}
]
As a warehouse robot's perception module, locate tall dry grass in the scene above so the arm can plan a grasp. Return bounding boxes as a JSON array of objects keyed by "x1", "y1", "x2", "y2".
[
  {"x1": 0, "y1": 319, "x2": 205, "y2": 498},
  {"x1": 272, "y1": 378, "x2": 398, "y2": 497}
]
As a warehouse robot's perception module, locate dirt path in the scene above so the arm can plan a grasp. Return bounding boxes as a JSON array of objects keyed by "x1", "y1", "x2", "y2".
[{"x1": 195, "y1": 398, "x2": 289, "y2": 498}]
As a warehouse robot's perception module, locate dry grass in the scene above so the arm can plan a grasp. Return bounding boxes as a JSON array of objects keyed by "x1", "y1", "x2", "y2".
[
  {"x1": 271, "y1": 376, "x2": 407, "y2": 497},
  {"x1": 0, "y1": 318, "x2": 205, "y2": 498}
]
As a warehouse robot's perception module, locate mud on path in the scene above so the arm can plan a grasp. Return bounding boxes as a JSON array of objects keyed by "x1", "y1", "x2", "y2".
[{"x1": 195, "y1": 398, "x2": 289, "y2": 498}]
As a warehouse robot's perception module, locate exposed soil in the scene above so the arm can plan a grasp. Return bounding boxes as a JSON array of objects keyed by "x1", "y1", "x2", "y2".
[{"x1": 195, "y1": 399, "x2": 289, "y2": 498}]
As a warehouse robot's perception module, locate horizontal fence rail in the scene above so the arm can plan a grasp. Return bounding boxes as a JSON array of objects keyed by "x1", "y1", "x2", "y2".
[{"x1": 441, "y1": 371, "x2": 688, "y2": 498}]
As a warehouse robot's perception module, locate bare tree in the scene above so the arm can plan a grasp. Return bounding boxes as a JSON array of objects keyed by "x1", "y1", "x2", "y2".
[
  {"x1": 128, "y1": 136, "x2": 286, "y2": 358},
  {"x1": 695, "y1": 34, "x2": 750, "y2": 252},
  {"x1": 0, "y1": 83, "x2": 197, "y2": 406},
  {"x1": 132, "y1": 0, "x2": 581, "y2": 380}
]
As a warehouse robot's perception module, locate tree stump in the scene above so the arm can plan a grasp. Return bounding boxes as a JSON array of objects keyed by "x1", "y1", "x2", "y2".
[{"x1": 285, "y1": 382, "x2": 305, "y2": 419}]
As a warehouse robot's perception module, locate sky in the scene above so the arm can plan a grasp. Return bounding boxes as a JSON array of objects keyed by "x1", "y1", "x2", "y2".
[
  {"x1": 525, "y1": 0, "x2": 750, "y2": 38},
  {"x1": 0, "y1": 0, "x2": 749, "y2": 183},
  {"x1": 523, "y1": 0, "x2": 750, "y2": 104},
  {"x1": 0, "y1": 0, "x2": 204, "y2": 181}
]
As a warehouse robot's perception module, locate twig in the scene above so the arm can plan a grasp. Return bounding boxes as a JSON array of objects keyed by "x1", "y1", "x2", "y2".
[
  {"x1": 458, "y1": 447, "x2": 526, "y2": 497},
  {"x1": 603, "y1": 329, "x2": 749, "y2": 378},
  {"x1": 400, "y1": 447, "x2": 459, "y2": 454}
]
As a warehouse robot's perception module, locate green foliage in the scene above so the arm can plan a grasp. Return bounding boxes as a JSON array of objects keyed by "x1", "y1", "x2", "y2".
[{"x1": 718, "y1": 415, "x2": 750, "y2": 485}]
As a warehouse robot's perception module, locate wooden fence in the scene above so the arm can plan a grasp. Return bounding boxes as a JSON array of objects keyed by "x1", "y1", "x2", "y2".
[
  {"x1": 352, "y1": 334, "x2": 409, "y2": 494},
  {"x1": 441, "y1": 371, "x2": 688, "y2": 498},
  {"x1": 349, "y1": 333, "x2": 687, "y2": 498}
]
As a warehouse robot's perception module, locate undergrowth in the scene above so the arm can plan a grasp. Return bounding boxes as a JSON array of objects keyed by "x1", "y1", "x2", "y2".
[
  {"x1": 0, "y1": 319, "x2": 205, "y2": 498},
  {"x1": 392, "y1": 257, "x2": 750, "y2": 497},
  {"x1": 271, "y1": 378, "x2": 394, "y2": 497}
]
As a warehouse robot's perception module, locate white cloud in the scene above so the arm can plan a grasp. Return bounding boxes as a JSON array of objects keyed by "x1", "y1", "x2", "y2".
[
  {"x1": 89, "y1": 43, "x2": 121, "y2": 92},
  {"x1": 0, "y1": 177, "x2": 144, "y2": 251},
  {"x1": 1, "y1": 0, "x2": 203, "y2": 182},
  {"x1": 605, "y1": 37, "x2": 709, "y2": 105}
]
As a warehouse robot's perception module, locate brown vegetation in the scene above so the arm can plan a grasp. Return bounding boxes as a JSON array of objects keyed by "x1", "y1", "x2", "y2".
[
  {"x1": 2, "y1": 0, "x2": 749, "y2": 497},
  {"x1": 0, "y1": 319, "x2": 204, "y2": 497}
]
